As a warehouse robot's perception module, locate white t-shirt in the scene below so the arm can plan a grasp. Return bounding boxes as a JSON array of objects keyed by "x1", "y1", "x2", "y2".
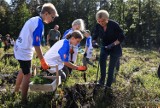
[
  {"x1": 44, "y1": 39, "x2": 70, "y2": 71},
  {"x1": 85, "y1": 36, "x2": 93, "y2": 58},
  {"x1": 62, "y1": 29, "x2": 79, "y2": 63},
  {"x1": 62, "y1": 28, "x2": 72, "y2": 39},
  {"x1": 11, "y1": 39, "x2": 15, "y2": 45},
  {"x1": 14, "y1": 16, "x2": 44, "y2": 60}
]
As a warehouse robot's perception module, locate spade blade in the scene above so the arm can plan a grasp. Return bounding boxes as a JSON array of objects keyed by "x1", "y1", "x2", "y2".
[{"x1": 158, "y1": 65, "x2": 160, "y2": 78}]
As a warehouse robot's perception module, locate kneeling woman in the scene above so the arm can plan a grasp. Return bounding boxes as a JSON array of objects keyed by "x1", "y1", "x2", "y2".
[{"x1": 44, "y1": 30, "x2": 87, "y2": 80}]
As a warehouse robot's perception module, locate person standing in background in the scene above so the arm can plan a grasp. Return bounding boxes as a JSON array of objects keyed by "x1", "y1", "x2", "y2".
[
  {"x1": 3, "y1": 34, "x2": 11, "y2": 52},
  {"x1": 0, "y1": 34, "x2": 2, "y2": 48},
  {"x1": 47, "y1": 25, "x2": 61, "y2": 47}
]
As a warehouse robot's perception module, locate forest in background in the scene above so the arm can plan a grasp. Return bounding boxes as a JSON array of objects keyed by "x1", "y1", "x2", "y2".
[
  {"x1": 0, "y1": 0, "x2": 160, "y2": 48},
  {"x1": 0, "y1": 0, "x2": 160, "y2": 107}
]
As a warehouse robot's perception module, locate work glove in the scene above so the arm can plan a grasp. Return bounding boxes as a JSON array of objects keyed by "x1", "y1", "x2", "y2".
[
  {"x1": 77, "y1": 66, "x2": 87, "y2": 71},
  {"x1": 92, "y1": 41, "x2": 99, "y2": 48},
  {"x1": 105, "y1": 43, "x2": 115, "y2": 50},
  {"x1": 69, "y1": 48, "x2": 74, "y2": 54},
  {"x1": 40, "y1": 58, "x2": 50, "y2": 70}
]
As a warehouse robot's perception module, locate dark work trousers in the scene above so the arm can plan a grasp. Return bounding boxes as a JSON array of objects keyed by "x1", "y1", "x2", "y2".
[
  {"x1": 49, "y1": 40, "x2": 57, "y2": 48},
  {"x1": 116, "y1": 58, "x2": 120, "y2": 71},
  {"x1": 67, "y1": 61, "x2": 74, "y2": 74},
  {"x1": 62, "y1": 65, "x2": 70, "y2": 78},
  {"x1": 99, "y1": 47, "x2": 120, "y2": 87}
]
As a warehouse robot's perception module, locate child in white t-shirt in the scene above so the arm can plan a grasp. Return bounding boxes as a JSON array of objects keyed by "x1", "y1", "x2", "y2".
[
  {"x1": 14, "y1": 3, "x2": 58, "y2": 103},
  {"x1": 62, "y1": 19, "x2": 85, "y2": 74},
  {"x1": 44, "y1": 30, "x2": 87, "y2": 80},
  {"x1": 83, "y1": 30, "x2": 96, "y2": 67}
]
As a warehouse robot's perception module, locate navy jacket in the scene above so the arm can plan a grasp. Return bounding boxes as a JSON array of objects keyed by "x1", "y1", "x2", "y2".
[{"x1": 92, "y1": 20, "x2": 125, "y2": 57}]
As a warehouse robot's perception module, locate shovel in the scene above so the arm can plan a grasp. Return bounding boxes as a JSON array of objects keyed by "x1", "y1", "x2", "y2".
[
  {"x1": 82, "y1": 56, "x2": 87, "y2": 82},
  {"x1": 158, "y1": 65, "x2": 160, "y2": 78}
]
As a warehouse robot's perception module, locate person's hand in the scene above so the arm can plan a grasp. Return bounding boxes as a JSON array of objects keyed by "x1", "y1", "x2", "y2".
[
  {"x1": 105, "y1": 43, "x2": 115, "y2": 50},
  {"x1": 77, "y1": 66, "x2": 87, "y2": 71},
  {"x1": 40, "y1": 58, "x2": 50, "y2": 70},
  {"x1": 92, "y1": 41, "x2": 99, "y2": 48},
  {"x1": 69, "y1": 48, "x2": 74, "y2": 54}
]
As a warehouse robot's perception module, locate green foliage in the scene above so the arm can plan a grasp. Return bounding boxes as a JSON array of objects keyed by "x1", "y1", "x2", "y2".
[
  {"x1": 0, "y1": 47, "x2": 159, "y2": 107},
  {"x1": 10, "y1": 2, "x2": 31, "y2": 37},
  {"x1": 0, "y1": 0, "x2": 160, "y2": 47},
  {"x1": 30, "y1": 75, "x2": 53, "y2": 84},
  {"x1": 0, "y1": 1, "x2": 11, "y2": 36}
]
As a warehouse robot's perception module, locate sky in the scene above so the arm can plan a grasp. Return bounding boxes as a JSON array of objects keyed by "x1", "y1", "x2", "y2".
[{"x1": 5, "y1": 0, "x2": 11, "y2": 4}]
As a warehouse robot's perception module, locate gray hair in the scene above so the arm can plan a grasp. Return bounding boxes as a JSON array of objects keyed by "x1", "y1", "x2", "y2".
[
  {"x1": 85, "y1": 30, "x2": 91, "y2": 34},
  {"x1": 72, "y1": 19, "x2": 85, "y2": 31},
  {"x1": 96, "y1": 10, "x2": 109, "y2": 20}
]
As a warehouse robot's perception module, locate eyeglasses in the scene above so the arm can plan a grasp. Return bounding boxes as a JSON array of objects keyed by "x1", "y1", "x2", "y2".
[
  {"x1": 49, "y1": 14, "x2": 55, "y2": 20},
  {"x1": 51, "y1": 15, "x2": 55, "y2": 20}
]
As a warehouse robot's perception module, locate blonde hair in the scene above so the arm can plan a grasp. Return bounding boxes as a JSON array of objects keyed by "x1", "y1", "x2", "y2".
[
  {"x1": 85, "y1": 30, "x2": 91, "y2": 34},
  {"x1": 41, "y1": 3, "x2": 59, "y2": 17},
  {"x1": 66, "y1": 30, "x2": 83, "y2": 40},
  {"x1": 96, "y1": 10, "x2": 109, "y2": 20},
  {"x1": 72, "y1": 19, "x2": 85, "y2": 31}
]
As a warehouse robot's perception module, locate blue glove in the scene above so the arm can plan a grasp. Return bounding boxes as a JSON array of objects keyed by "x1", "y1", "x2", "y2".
[{"x1": 105, "y1": 43, "x2": 115, "y2": 50}]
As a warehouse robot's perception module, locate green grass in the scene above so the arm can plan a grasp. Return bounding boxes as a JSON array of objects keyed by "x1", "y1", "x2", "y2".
[{"x1": 0, "y1": 46, "x2": 159, "y2": 107}]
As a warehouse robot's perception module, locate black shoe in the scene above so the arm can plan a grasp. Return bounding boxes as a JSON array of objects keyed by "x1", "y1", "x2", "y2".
[
  {"x1": 21, "y1": 99, "x2": 28, "y2": 107},
  {"x1": 112, "y1": 77, "x2": 116, "y2": 83},
  {"x1": 103, "y1": 86, "x2": 115, "y2": 105},
  {"x1": 104, "y1": 86, "x2": 113, "y2": 97},
  {"x1": 96, "y1": 81, "x2": 104, "y2": 87}
]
